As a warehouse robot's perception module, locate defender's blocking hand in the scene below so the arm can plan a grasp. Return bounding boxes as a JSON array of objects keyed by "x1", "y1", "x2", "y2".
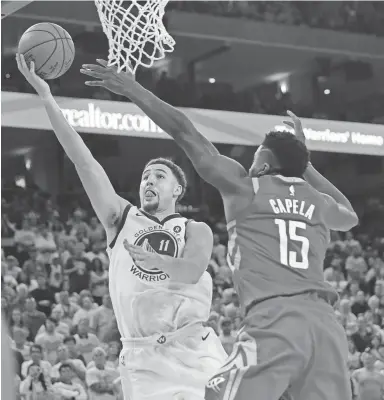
[{"x1": 80, "y1": 59, "x2": 134, "y2": 97}]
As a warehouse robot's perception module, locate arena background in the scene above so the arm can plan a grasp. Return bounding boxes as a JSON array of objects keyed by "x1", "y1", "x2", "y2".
[{"x1": 1, "y1": 2, "x2": 384, "y2": 399}]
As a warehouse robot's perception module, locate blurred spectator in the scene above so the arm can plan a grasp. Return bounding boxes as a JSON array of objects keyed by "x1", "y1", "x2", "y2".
[
  {"x1": 64, "y1": 243, "x2": 91, "y2": 294},
  {"x1": 90, "y1": 294, "x2": 114, "y2": 343},
  {"x1": 30, "y1": 275, "x2": 56, "y2": 317},
  {"x1": 336, "y1": 299, "x2": 357, "y2": 336},
  {"x1": 72, "y1": 296, "x2": 94, "y2": 328},
  {"x1": 36, "y1": 307, "x2": 71, "y2": 338},
  {"x1": 19, "y1": 362, "x2": 54, "y2": 400},
  {"x1": 87, "y1": 217, "x2": 105, "y2": 245},
  {"x1": 351, "y1": 291, "x2": 370, "y2": 317},
  {"x1": 351, "y1": 349, "x2": 384, "y2": 400},
  {"x1": 12, "y1": 326, "x2": 31, "y2": 361},
  {"x1": 74, "y1": 318, "x2": 100, "y2": 365},
  {"x1": 23, "y1": 297, "x2": 47, "y2": 341},
  {"x1": 52, "y1": 363, "x2": 87, "y2": 400},
  {"x1": 89, "y1": 259, "x2": 109, "y2": 306},
  {"x1": 86, "y1": 347, "x2": 119, "y2": 400},
  {"x1": 219, "y1": 317, "x2": 237, "y2": 355},
  {"x1": 53, "y1": 291, "x2": 80, "y2": 327},
  {"x1": 48, "y1": 255, "x2": 64, "y2": 293},
  {"x1": 86, "y1": 242, "x2": 109, "y2": 270},
  {"x1": 35, "y1": 317, "x2": 64, "y2": 365},
  {"x1": 351, "y1": 315, "x2": 374, "y2": 353},
  {"x1": 63, "y1": 336, "x2": 86, "y2": 366},
  {"x1": 35, "y1": 222, "x2": 57, "y2": 265},
  {"x1": 51, "y1": 344, "x2": 86, "y2": 384},
  {"x1": 21, "y1": 344, "x2": 52, "y2": 379},
  {"x1": 346, "y1": 248, "x2": 368, "y2": 282}
]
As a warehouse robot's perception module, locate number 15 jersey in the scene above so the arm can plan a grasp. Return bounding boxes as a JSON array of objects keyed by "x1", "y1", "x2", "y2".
[
  {"x1": 107, "y1": 205, "x2": 213, "y2": 339},
  {"x1": 227, "y1": 175, "x2": 338, "y2": 312}
]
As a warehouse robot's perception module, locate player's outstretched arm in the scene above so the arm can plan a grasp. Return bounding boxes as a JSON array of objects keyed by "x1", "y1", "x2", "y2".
[
  {"x1": 80, "y1": 60, "x2": 249, "y2": 195},
  {"x1": 124, "y1": 221, "x2": 213, "y2": 284},
  {"x1": 16, "y1": 54, "x2": 126, "y2": 235},
  {"x1": 284, "y1": 111, "x2": 358, "y2": 230}
]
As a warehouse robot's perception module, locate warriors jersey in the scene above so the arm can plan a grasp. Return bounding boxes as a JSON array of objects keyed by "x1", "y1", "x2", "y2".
[
  {"x1": 107, "y1": 205, "x2": 213, "y2": 338},
  {"x1": 226, "y1": 175, "x2": 338, "y2": 312}
]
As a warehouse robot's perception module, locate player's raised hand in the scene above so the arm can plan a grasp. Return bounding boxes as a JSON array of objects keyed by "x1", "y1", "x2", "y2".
[
  {"x1": 283, "y1": 110, "x2": 306, "y2": 145},
  {"x1": 123, "y1": 239, "x2": 162, "y2": 270},
  {"x1": 15, "y1": 53, "x2": 51, "y2": 98},
  {"x1": 80, "y1": 59, "x2": 134, "y2": 96}
]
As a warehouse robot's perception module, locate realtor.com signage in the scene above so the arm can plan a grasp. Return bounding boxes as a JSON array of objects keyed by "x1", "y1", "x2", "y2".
[{"x1": 2, "y1": 92, "x2": 384, "y2": 156}]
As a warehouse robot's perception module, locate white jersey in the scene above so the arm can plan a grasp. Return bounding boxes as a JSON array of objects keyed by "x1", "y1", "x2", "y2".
[{"x1": 107, "y1": 205, "x2": 213, "y2": 339}]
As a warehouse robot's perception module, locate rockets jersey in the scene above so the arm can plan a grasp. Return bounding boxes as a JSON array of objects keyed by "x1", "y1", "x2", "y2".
[
  {"x1": 226, "y1": 175, "x2": 338, "y2": 312},
  {"x1": 106, "y1": 205, "x2": 213, "y2": 339}
]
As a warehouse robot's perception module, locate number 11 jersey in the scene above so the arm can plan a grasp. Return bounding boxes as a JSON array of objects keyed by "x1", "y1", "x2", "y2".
[
  {"x1": 107, "y1": 205, "x2": 213, "y2": 339},
  {"x1": 227, "y1": 174, "x2": 338, "y2": 312}
]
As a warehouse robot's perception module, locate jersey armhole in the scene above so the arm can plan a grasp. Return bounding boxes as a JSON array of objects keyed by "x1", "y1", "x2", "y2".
[
  {"x1": 108, "y1": 204, "x2": 132, "y2": 249},
  {"x1": 184, "y1": 219, "x2": 193, "y2": 241}
]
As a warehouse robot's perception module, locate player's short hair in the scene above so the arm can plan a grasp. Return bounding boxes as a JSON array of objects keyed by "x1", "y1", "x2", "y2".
[
  {"x1": 144, "y1": 157, "x2": 187, "y2": 201},
  {"x1": 261, "y1": 131, "x2": 309, "y2": 178}
]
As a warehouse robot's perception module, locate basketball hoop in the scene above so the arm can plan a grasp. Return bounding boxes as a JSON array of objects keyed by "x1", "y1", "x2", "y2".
[{"x1": 94, "y1": 0, "x2": 175, "y2": 74}]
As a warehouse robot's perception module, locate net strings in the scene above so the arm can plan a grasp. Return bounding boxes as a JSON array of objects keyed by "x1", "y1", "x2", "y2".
[{"x1": 94, "y1": 0, "x2": 175, "y2": 74}]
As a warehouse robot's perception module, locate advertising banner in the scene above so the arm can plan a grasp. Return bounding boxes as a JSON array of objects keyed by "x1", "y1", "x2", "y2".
[{"x1": 2, "y1": 91, "x2": 383, "y2": 155}]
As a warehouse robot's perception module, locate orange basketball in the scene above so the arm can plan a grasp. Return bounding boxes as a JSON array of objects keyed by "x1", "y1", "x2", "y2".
[{"x1": 18, "y1": 22, "x2": 75, "y2": 80}]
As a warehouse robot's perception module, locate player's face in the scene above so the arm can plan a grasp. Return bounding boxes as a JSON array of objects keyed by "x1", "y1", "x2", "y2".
[
  {"x1": 140, "y1": 164, "x2": 182, "y2": 214},
  {"x1": 248, "y1": 146, "x2": 274, "y2": 177}
]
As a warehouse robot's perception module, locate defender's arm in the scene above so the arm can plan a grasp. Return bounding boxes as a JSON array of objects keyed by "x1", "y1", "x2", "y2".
[
  {"x1": 321, "y1": 193, "x2": 359, "y2": 232},
  {"x1": 81, "y1": 61, "x2": 248, "y2": 194},
  {"x1": 124, "y1": 82, "x2": 248, "y2": 193},
  {"x1": 305, "y1": 163, "x2": 358, "y2": 231}
]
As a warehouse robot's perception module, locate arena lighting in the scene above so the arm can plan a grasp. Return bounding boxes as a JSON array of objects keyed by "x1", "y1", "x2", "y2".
[
  {"x1": 280, "y1": 81, "x2": 288, "y2": 94},
  {"x1": 209, "y1": 78, "x2": 216, "y2": 84},
  {"x1": 15, "y1": 176, "x2": 26, "y2": 189},
  {"x1": 324, "y1": 89, "x2": 331, "y2": 95},
  {"x1": 24, "y1": 157, "x2": 31, "y2": 170}
]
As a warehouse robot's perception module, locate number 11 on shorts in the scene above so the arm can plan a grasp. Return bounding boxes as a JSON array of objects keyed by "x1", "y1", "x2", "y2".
[{"x1": 275, "y1": 219, "x2": 309, "y2": 270}]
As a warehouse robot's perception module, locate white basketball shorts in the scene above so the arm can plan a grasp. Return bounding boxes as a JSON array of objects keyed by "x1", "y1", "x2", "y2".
[{"x1": 119, "y1": 325, "x2": 227, "y2": 400}]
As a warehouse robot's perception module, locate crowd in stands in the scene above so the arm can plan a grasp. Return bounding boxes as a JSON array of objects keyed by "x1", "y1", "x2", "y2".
[
  {"x1": 169, "y1": 1, "x2": 384, "y2": 36},
  {"x1": 1, "y1": 180, "x2": 384, "y2": 399}
]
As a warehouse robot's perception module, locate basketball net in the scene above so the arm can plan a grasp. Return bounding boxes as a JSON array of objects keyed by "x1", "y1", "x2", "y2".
[{"x1": 94, "y1": 0, "x2": 175, "y2": 74}]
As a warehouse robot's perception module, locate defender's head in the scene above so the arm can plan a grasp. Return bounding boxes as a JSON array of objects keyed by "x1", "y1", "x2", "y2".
[
  {"x1": 140, "y1": 158, "x2": 187, "y2": 214},
  {"x1": 249, "y1": 131, "x2": 309, "y2": 178}
]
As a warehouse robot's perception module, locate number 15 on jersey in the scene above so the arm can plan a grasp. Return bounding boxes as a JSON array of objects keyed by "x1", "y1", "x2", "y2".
[{"x1": 275, "y1": 219, "x2": 309, "y2": 270}]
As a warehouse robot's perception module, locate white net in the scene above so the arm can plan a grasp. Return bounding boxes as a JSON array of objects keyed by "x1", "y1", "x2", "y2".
[{"x1": 94, "y1": 0, "x2": 175, "y2": 74}]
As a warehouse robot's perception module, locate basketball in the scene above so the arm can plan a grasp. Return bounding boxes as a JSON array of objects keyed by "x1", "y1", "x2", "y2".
[{"x1": 18, "y1": 22, "x2": 75, "y2": 80}]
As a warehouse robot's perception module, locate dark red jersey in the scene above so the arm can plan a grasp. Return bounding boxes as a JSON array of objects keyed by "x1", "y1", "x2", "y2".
[{"x1": 226, "y1": 175, "x2": 338, "y2": 311}]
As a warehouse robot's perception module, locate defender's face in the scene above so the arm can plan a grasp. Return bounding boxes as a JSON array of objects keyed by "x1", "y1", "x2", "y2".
[{"x1": 139, "y1": 164, "x2": 181, "y2": 213}]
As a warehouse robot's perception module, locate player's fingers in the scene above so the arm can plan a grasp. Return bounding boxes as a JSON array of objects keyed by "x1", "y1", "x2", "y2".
[
  {"x1": 282, "y1": 121, "x2": 294, "y2": 129},
  {"x1": 29, "y1": 61, "x2": 35, "y2": 74},
  {"x1": 96, "y1": 59, "x2": 109, "y2": 67},
  {"x1": 82, "y1": 64, "x2": 107, "y2": 73},
  {"x1": 80, "y1": 69, "x2": 106, "y2": 79},
  {"x1": 286, "y1": 110, "x2": 298, "y2": 119},
  {"x1": 15, "y1": 54, "x2": 23, "y2": 72},
  {"x1": 19, "y1": 54, "x2": 29, "y2": 73},
  {"x1": 84, "y1": 81, "x2": 105, "y2": 87}
]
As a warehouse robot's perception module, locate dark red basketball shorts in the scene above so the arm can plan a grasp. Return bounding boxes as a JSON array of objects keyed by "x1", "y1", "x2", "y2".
[{"x1": 205, "y1": 292, "x2": 351, "y2": 400}]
